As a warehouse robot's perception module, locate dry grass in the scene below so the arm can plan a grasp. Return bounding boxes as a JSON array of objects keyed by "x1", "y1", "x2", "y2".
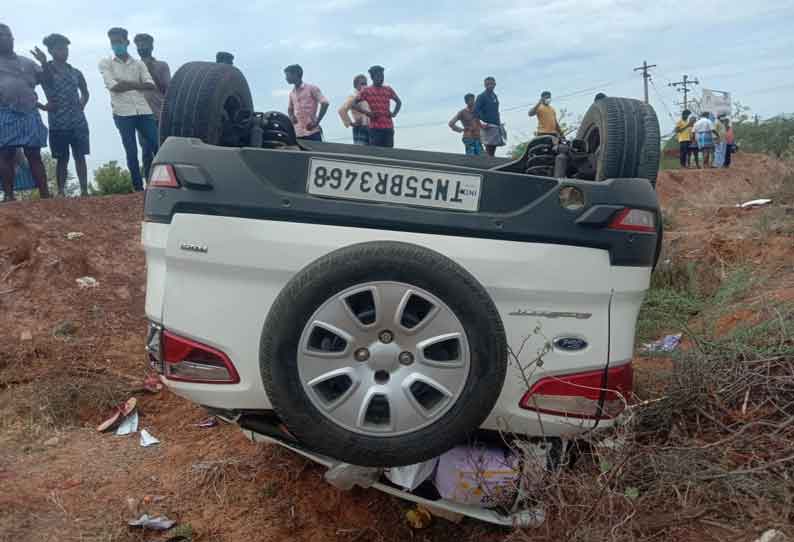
[
  {"x1": 0, "y1": 372, "x2": 128, "y2": 447},
  {"x1": 508, "y1": 265, "x2": 794, "y2": 541}
]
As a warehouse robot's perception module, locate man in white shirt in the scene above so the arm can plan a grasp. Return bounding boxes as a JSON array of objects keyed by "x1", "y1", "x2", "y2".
[
  {"x1": 98, "y1": 27, "x2": 158, "y2": 191},
  {"x1": 692, "y1": 112, "x2": 716, "y2": 168}
]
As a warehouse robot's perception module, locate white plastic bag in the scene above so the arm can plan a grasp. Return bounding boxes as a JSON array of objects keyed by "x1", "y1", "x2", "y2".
[
  {"x1": 324, "y1": 463, "x2": 381, "y2": 490},
  {"x1": 385, "y1": 458, "x2": 439, "y2": 491}
]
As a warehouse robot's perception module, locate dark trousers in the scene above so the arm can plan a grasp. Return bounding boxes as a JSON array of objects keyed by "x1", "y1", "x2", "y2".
[
  {"x1": 724, "y1": 145, "x2": 733, "y2": 167},
  {"x1": 139, "y1": 119, "x2": 159, "y2": 182},
  {"x1": 113, "y1": 114, "x2": 159, "y2": 191},
  {"x1": 297, "y1": 130, "x2": 323, "y2": 142},
  {"x1": 679, "y1": 141, "x2": 689, "y2": 167},
  {"x1": 369, "y1": 128, "x2": 394, "y2": 148}
]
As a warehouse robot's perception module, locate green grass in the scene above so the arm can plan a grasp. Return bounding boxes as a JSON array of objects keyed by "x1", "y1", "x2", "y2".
[
  {"x1": 660, "y1": 154, "x2": 681, "y2": 171},
  {"x1": 637, "y1": 263, "x2": 757, "y2": 344}
]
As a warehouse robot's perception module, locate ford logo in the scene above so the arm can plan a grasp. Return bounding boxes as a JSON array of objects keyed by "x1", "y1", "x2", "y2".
[{"x1": 553, "y1": 337, "x2": 588, "y2": 352}]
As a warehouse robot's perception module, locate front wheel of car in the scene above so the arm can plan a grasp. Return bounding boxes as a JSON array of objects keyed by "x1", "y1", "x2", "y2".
[{"x1": 260, "y1": 241, "x2": 507, "y2": 467}]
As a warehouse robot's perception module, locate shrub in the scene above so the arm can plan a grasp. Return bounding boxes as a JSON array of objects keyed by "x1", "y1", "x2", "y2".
[{"x1": 92, "y1": 161, "x2": 133, "y2": 195}]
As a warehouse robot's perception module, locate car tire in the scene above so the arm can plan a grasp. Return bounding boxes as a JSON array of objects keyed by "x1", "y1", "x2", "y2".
[
  {"x1": 577, "y1": 97, "x2": 660, "y2": 184},
  {"x1": 637, "y1": 103, "x2": 661, "y2": 188},
  {"x1": 260, "y1": 241, "x2": 507, "y2": 467},
  {"x1": 159, "y1": 61, "x2": 253, "y2": 146}
]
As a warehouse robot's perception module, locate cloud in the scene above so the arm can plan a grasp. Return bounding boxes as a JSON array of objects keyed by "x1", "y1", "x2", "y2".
[
  {"x1": 275, "y1": 37, "x2": 353, "y2": 52},
  {"x1": 316, "y1": 0, "x2": 370, "y2": 12},
  {"x1": 354, "y1": 23, "x2": 465, "y2": 42}
]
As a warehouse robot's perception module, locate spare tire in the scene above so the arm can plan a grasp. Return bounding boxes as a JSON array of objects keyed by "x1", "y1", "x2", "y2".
[
  {"x1": 576, "y1": 97, "x2": 660, "y2": 184},
  {"x1": 159, "y1": 61, "x2": 253, "y2": 146},
  {"x1": 260, "y1": 241, "x2": 507, "y2": 467}
]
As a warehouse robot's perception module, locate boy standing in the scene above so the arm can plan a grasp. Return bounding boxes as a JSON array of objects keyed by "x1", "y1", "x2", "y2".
[
  {"x1": 448, "y1": 93, "x2": 482, "y2": 155},
  {"x1": 338, "y1": 74, "x2": 370, "y2": 145},
  {"x1": 354, "y1": 65, "x2": 401, "y2": 148},
  {"x1": 41, "y1": 33, "x2": 90, "y2": 196}
]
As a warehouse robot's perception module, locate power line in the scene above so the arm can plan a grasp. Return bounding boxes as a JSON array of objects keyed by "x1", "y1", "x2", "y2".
[
  {"x1": 633, "y1": 60, "x2": 657, "y2": 104},
  {"x1": 649, "y1": 79, "x2": 676, "y2": 121}
]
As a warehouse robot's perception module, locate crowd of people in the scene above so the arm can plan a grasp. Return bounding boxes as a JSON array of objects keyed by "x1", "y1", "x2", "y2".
[
  {"x1": 0, "y1": 23, "x2": 235, "y2": 201},
  {"x1": 674, "y1": 109, "x2": 735, "y2": 169},
  {"x1": 1, "y1": 20, "x2": 632, "y2": 202}
]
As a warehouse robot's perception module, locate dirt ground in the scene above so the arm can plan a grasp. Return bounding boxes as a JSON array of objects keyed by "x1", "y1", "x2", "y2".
[{"x1": 1, "y1": 153, "x2": 791, "y2": 541}]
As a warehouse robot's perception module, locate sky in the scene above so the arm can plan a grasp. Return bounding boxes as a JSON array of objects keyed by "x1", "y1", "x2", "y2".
[{"x1": 4, "y1": 0, "x2": 794, "y2": 179}]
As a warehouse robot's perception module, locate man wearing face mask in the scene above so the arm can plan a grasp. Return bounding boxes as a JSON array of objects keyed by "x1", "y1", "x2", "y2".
[
  {"x1": 98, "y1": 27, "x2": 158, "y2": 192},
  {"x1": 133, "y1": 33, "x2": 169, "y2": 179},
  {"x1": 529, "y1": 91, "x2": 562, "y2": 137}
]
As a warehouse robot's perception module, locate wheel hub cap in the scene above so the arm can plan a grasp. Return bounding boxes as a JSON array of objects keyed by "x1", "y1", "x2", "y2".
[{"x1": 297, "y1": 281, "x2": 471, "y2": 436}]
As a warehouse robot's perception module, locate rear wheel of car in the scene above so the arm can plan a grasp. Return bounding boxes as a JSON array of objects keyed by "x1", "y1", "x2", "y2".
[
  {"x1": 260, "y1": 241, "x2": 507, "y2": 467},
  {"x1": 577, "y1": 97, "x2": 660, "y2": 185},
  {"x1": 159, "y1": 61, "x2": 253, "y2": 146}
]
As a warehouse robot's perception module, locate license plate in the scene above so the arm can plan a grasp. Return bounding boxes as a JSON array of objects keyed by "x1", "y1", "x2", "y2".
[{"x1": 306, "y1": 158, "x2": 482, "y2": 212}]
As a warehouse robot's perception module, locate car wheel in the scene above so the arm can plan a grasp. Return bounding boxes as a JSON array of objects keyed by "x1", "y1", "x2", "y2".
[
  {"x1": 260, "y1": 241, "x2": 507, "y2": 467},
  {"x1": 159, "y1": 61, "x2": 253, "y2": 146},
  {"x1": 637, "y1": 103, "x2": 661, "y2": 188},
  {"x1": 576, "y1": 97, "x2": 660, "y2": 184}
]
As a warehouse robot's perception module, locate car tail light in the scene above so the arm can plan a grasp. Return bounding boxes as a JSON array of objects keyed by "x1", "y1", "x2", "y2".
[
  {"x1": 519, "y1": 363, "x2": 633, "y2": 419},
  {"x1": 149, "y1": 164, "x2": 179, "y2": 188},
  {"x1": 608, "y1": 208, "x2": 656, "y2": 232},
  {"x1": 161, "y1": 330, "x2": 239, "y2": 384}
]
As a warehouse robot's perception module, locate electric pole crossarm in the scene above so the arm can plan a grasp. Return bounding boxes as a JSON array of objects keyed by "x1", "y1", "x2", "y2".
[
  {"x1": 633, "y1": 60, "x2": 657, "y2": 104},
  {"x1": 668, "y1": 74, "x2": 699, "y2": 110}
]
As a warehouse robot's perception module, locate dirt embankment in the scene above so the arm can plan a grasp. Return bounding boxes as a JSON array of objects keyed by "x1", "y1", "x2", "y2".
[
  {"x1": 0, "y1": 153, "x2": 792, "y2": 541},
  {"x1": 0, "y1": 195, "x2": 488, "y2": 542}
]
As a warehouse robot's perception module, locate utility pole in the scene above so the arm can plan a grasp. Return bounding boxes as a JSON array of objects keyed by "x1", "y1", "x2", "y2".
[
  {"x1": 633, "y1": 60, "x2": 656, "y2": 104},
  {"x1": 669, "y1": 74, "x2": 699, "y2": 110}
]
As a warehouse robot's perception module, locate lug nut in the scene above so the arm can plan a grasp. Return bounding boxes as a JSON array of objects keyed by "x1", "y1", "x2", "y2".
[
  {"x1": 354, "y1": 348, "x2": 370, "y2": 362},
  {"x1": 398, "y1": 351, "x2": 414, "y2": 366},
  {"x1": 379, "y1": 330, "x2": 394, "y2": 344}
]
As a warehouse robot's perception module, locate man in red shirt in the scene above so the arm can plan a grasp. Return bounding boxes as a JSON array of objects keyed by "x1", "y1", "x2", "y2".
[{"x1": 353, "y1": 65, "x2": 401, "y2": 147}]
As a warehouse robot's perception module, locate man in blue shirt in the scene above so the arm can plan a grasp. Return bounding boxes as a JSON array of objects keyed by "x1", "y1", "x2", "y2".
[
  {"x1": 41, "y1": 33, "x2": 90, "y2": 196},
  {"x1": 474, "y1": 76, "x2": 504, "y2": 156}
]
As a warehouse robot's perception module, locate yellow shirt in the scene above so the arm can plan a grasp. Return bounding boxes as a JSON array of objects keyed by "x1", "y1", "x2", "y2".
[
  {"x1": 676, "y1": 119, "x2": 691, "y2": 143},
  {"x1": 535, "y1": 103, "x2": 559, "y2": 135}
]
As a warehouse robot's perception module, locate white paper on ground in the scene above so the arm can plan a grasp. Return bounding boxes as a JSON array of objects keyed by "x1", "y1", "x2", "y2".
[
  {"x1": 737, "y1": 198, "x2": 772, "y2": 208},
  {"x1": 76, "y1": 276, "x2": 99, "y2": 288},
  {"x1": 115, "y1": 411, "x2": 139, "y2": 436},
  {"x1": 127, "y1": 513, "x2": 175, "y2": 530},
  {"x1": 139, "y1": 429, "x2": 160, "y2": 447}
]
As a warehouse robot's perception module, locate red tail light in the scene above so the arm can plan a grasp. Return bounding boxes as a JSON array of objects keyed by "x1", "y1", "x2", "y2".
[
  {"x1": 608, "y1": 208, "x2": 656, "y2": 232},
  {"x1": 519, "y1": 363, "x2": 633, "y2": 419},
  {"x1": 162, "y1": 331, "x2": 239, "y2": 384},
  {"x1": 149, "y1": 164, "x2": 179, "y2": 188}
]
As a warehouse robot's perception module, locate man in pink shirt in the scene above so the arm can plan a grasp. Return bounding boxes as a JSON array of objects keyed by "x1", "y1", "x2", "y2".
[{"x1": 284, "y1": 64, "x2": 329, "y2": 141}]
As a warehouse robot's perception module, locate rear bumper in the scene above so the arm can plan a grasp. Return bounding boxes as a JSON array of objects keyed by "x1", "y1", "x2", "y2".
[{"x1": 145, "y1": 137, "x2": 660, "y2": 267}]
